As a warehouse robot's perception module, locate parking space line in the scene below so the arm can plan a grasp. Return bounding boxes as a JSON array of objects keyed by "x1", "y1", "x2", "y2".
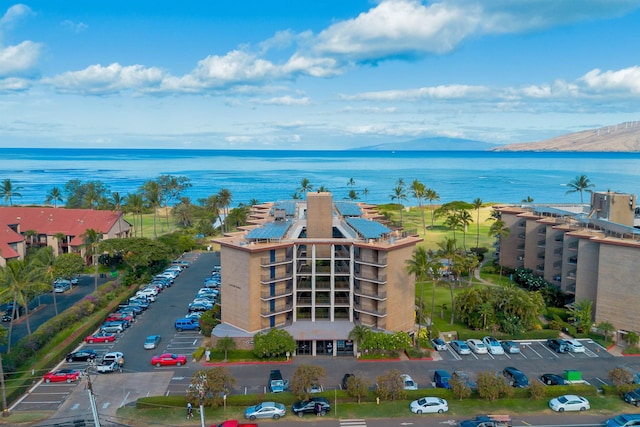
[{"x1": 523, "y1": 343, "x2": 545, "y2": 359}]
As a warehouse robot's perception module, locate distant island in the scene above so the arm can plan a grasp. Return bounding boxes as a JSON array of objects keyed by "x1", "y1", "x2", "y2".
[{"x1": 493, "y1": 121, "x2": 640, "y2": 152}]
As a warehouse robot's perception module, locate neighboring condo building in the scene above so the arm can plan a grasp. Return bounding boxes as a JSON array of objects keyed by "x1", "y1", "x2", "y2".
[
  {"x1": 213, "y1": 192, "x2": 421, "y2": 356},
  {"x1": 495, "y1": 191, "x2": 640, "y2": 341}
]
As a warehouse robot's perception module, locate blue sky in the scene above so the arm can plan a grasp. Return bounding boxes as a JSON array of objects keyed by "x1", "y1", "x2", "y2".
[{"x1": 1, "y1": 0, "x2": 640, "y2": 150}]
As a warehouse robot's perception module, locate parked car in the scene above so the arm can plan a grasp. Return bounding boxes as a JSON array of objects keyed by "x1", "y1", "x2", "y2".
[
  {"x1": 102, "y1": 351, "x2": 124, "y2": 366},
  {"x1": 549, "y1": 394, "x2": 590, "y2": 412},
  {"x1": 500, "y1": 340, "x2": 521, "y2": 354},
  {"x1": 84, "y1": 331, "x2": 116, "y2": 344},
  {"x1": 565, "y1": 339, "x2": 585, "y2": 353},
  {"x1": 430, "y1": 338, "x2": 447, "y2": 351},
  {"x1": 605, "y1": 414, "x2": 640, "y2": 426},
  {"x1": 135, "y1": 290, "x2": 157, "y2": 302},
  {"x1": 292, "y1": 397, "x2": 330, "y2": 417},
  {"x1": 54, "y1": 280, "x2": 71, "y2": 293},
  {"x1": 409, "y1": 396, "x2": 448, "y2": 414},
  {"x1": 185, "y1": 312, "x2": 203, "y2": 319},
  {"x1": 540, "y1": 373, "x2": 567, "y2": 386},
  {"x1": 483, "y1": 336, "x2": 505, "y2": 355},
  {"x1": 466, "y1": 339, "x2": 488, "y2": 354},
  {"x1": 245, "y1": 401, "x2": 286, "y2": 420},
  {"x1": 175, "y1": 317, "x2": 200, "y2": 331},
  {"x1": 188, "y1": 302, "x2": 212, "y2": 312},
  {"x1": 144, "y1": 335, "x2": 161, "y2": 350},
  {"x1": 433, "y1": 370, "x2": 452, "y2": 389},
  {"x1": 191, "y1": 297, "x2": 215, "y2": 306},
  {"x1": 118, "y1": 305, "x2": 142, "y2": 315},
  {"x1": 44, "y1": 369, "x2": 81, "y2": 383},
  {"x1": 623, "y1": 388, "x2": 640, "y2": 406},
  {"x1": 96, "y1": 360, "x2": 119, "y2": 373},
  {"x1": 547, "y1": 338, "x2": 570, "y2": 353},
  {"x1": 452, "y1": 370, "x2": 477, "y2": 391},
  {"x1": 106, "y1": 312, "x2": 134, "y2": 323},
  {"x1": 100, "y1": 321, "x2": 125, "y2": 333},
  {"x1": 151, "y1": 353, "x2": 187, "y2": 367},
  {"x1": 503, "y1": 366, "x2": 530, "y2": 388},
  {"x1": 401, "y1": 374, "x2": 418, "y2": 390},
  {"x1": 66, "y1": 349, "x2": 98, "y2": 363},
  {"x1": 450, "y1": 340, "x2": 471, "y2": 355}
]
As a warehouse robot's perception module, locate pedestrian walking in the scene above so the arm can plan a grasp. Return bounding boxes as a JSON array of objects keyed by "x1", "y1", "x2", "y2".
[
  {"x1": 315, "y1": 402, "x2": 322, "y2": 416},
  {"x1": 187, "y1": 402, "x2": 193, "y2": 419},
  {"x1": 118, "y1": 356, "x2": 124, "y2": 373},
  {"x1": 205, "y1": 348, "x2": 211, "y2": 362}
]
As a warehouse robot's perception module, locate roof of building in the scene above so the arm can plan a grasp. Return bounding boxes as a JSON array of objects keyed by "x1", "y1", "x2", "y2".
[{"x1": 0, "y1": 224, "x2": 23, "y2": 260}]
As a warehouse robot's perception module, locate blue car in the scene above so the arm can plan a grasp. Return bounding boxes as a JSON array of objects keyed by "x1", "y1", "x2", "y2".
[
  {"x1": 606, "y1": 414, "x2": 640, "y2": 426},
  {"x1": 450, "y1": 340, "x2": 471, "y2": 355}
]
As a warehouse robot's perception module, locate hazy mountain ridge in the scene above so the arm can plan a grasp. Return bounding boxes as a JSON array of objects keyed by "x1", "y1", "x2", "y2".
[
  {"x1": 493, "y1": 121, "x2": 640, "y2": 152},
  {"x1": 359, "y1": 136, "x2": 498, "y2": 151}
]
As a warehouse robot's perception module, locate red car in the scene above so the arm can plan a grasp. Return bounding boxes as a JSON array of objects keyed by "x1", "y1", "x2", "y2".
[
  {"x1": 44, "y1": 369, "x2": 81, "y2": 383},
  {"x1": 85, "y1": 331, "x2": 116, "y2": 344},
  {"x1": 151, "y1": 353, "x2": 187, "y2": 367},
  {"x1": 106, "y1": 312, "x2": 134, "y2": 323}
]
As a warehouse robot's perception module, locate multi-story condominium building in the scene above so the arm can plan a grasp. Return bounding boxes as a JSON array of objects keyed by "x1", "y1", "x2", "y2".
[
  {"x1": 213, "y1": 191, "x2": 422, "y2": 356},
  {"x1": 495, "y1": 191, "x2": 640, "y2": 341}
]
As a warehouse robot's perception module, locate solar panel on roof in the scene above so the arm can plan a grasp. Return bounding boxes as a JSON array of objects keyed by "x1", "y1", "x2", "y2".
[
  {"x1": 246, "y1": 220, "x2": 291, "y2": 240},
  {"x1": 345, "y1": 217, "x2": 390, "y2": 239},
  {"x1": 335, "y1": 201, "x2": 362, "y2": 216},
  {"x1": 272, "y1": 201, "x2": 297, "y2": 216}
]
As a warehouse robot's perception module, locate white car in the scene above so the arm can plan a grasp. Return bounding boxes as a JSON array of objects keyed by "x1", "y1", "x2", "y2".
[
  {"x1": 409, "y1": 397, "x2": 448, "y2": 414},
  {"x1": 466, "y1": 339, "x2": 488, "y2": 354},
  {"x1": 401, "y1": 374, "x2": 418, "y2": 390},
  {"x1": 482, "y1": 336, "x2": 505, "y2": 355},
  {"x1": 135, "y1": 291, "x2": 157, "y2": 302},
  {"x1": 549, "y1": 394, "x2": 590, "y2": 412},
  {"x1": 565, "y1": 339, "x2": 585, "y2": 353}
]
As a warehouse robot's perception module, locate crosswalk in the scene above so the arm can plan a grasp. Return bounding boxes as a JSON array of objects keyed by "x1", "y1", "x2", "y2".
[{"x1": 340, "y1": 419, "x2": 367, "y2": 427}]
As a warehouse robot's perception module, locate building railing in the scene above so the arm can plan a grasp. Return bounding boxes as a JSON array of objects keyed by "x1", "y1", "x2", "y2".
[
  {"x1": 260, "y1": 303, "x2": 293, "y2": 317},
  {"x1": 354, "y1": 303, "x2": 386, "y2": 317},
  {"x1": 260, "y1": 255, "x2": 292, "y2": 266},
  {"x1": 354, "y1": 287, "x2": 387, "y2": 300},
  {"x1": 537, "y1": 239, "x2": 546, "y2": 247},
  {"x1": 355, "y1": 254, "x2": 388, "y2": 267},
  {"x1": 567, "y1": 256, "x2": 578, "y2": 264},
  {"x1": 354, "y1": 273, "x2": 387, "y2": 284},
  {"x1": 261, "y1": 287, "x2": 293, "y2": 300},
  {"x1": 260, "y1": 272, "x2": 293, "y2": 284}
]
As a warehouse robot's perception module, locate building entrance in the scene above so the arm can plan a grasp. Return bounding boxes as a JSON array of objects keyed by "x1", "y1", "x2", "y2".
[{"x1": 297, "y1": 340, "x2": 312, "y2": 356}]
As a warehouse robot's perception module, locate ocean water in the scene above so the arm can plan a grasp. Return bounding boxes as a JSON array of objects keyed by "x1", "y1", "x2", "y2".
[{"x1": 1, "y1": 148, "x2": 639, "y2": 206}]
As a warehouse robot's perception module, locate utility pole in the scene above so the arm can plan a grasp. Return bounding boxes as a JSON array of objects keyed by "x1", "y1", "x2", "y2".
[{"x1": 86, "y1": 371, "x2": 101, "y2": 427}]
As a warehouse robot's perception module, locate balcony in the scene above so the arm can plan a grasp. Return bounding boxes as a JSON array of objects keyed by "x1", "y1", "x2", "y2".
[
  {"x1": 554, "y1": 235, "x2": 564, "y2": 242},
  {"x1": 354, "y1": 273, "x2": 387, "y2": 284},
  {"x1": 355, "y1": 254, "x2": 388, "y2": 267},
  {"x1": 517, "y1": 221, "x2": 526, "y2": 228},
  {"x1": 537, "y1": 252, "x2": 545, "y2": 260},
  {"x1": 354, "y1": 287, "x2": 387, "y2": 301},
  {"x1": 517, "y1": 233, "x2": 526, "y2": 239},
  {"x1": 537, "y1": 229, "x2": 547, "y2": 235},
  {"x1": 567, "y1": 256, "x2": 578, "y2": 265},
  {"x1": 260, "y1": 271, "x2": 293, "y2": 284},
  {"x1": 354, "y1": 303, "x2": 386, "y2": 317},
  {"x1": 553, "y1": 247, "x2": 563, "y2": 255},
  {"x1": 536, "y1": 264, "x2": 544, "y2": 272},
  {"x1": 261, "y1": 286, "x2": 293, "y2": 300},
  {"x1": 567, "y1": 242, "x2": 579, "y2": 250},
  {"x1": 260, "y1": 303, "x2": 293, "y2": 317},
  {"x1": 260, "y1": 255, "x2": 292, "y2": 267},
  {"x1": 537, "y1": 239, "x2": 546, "y2": 247}
]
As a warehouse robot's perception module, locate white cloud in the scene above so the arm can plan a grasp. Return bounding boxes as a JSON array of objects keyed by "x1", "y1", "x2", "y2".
[
  {"x1": 43, "y1": 63, "x2": 166, "y2": 95},
  {"x1": 579, "y1": 66, "x2": 640, "y2": 94},
  {"x1": 0, "y1": 40, "x2": 41, "y2": 77},
  {"x1": 342, "y1": 84, "x2": 488, "y2": 101},
  {"x1": 255, "y1": 95, "x2": 310, "y2": 106},
  {"x1": 0, "y1": 4, "x2": 33, "y2": 30},
  {"x1": 61, "y1": 20, "x2": 88, "y2": 33},
  {"x1": 192, "y1": 50, "x2": 278, "y2": 86},
  {"x1": 0, "y1": 76, "x2": 31, "y2": 90}
]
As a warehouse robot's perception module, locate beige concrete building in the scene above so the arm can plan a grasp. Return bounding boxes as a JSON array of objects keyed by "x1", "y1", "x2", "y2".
[
  {"x1": 213, "y1": 192, "x2": 421, "y2": 356},
  {"x1": 495, "y1": 191, "x2": 640, "y2": 340}
]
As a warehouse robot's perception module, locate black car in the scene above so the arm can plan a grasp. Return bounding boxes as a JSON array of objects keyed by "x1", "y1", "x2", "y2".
[
  {"x1": 540, "y1": 373, "x2": 567, "y2": 385},
  {"x1": 292, "y1": 397, "x2": 331, "y2": 417},
  {"x1": 66, "y1": 349, "x2": 98, "y2": 362},
  {"x1": 547, "y1": 338, "x2": 570, "y2": 353},
  {"x1": 503, "y1": 366, "x2": 530, "y2": 388},
  {"x1": 624, "y1": 388, "x2": 640, "y2": 406}
]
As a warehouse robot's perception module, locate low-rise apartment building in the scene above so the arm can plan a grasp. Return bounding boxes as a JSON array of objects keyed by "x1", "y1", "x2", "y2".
[
  {"x1": 213, "y1": 192, "x2": 421, "y2": 356},
  {"x1": 495, "y1": 191, "x2": 640, "y2": 340}
]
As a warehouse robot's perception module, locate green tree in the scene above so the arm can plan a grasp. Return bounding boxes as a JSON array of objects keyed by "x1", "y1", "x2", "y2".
[
  {"x1": 566, "y1": 174, "x2": 595, "y2": 203},
  {"x1": 348, "y1": 189, "x2": 359, "y2": 201},
  {"x1": 449, "y1": 373, "x2": 472, "y2": 401},
  {"x1": 489, "y1": 219, "x2": 510, "y2": 279},
  {"x1": 0, "y1": 326, "x2": 7, "y2": 415},
  {"x1": 436, "y1": 237, "x2": 458, "y2": 324},
  {"x1": 411, "y1": 179, "x2": 427, "y2": 233},
  {"x1": 406, "y1": 247, "x2": 440, "y2": 342},
  {"x1": 81, "y1": 228, "x2": 102, "y2": 291},
  {"x1": 215, "y1": 336, "x2": 236, "y2": 362},
  {"x1": 472, "y1": 198, "x2": 483, "y2": 249},
  {"x1": 142, "y1": 180, "x2": 162, "y2": 239},
  {"x1": 375, "y1": 369, "x2": 406, "y2": 401},
  {"x1": 597, "y1": 321, "x2": 615, "y2": 343},
  {"x1": 158, "y1": 174, "x2": 192, "y2": 232},
  {"x1": 290, "y1": 364, "x2": 327, "y2": 400},
  {"x1": 186, "y1": 368, "x2": 236, "y2": 409},
  {"x1": 425, "y1": 188, "x2": 440, "y2": 229},
  {"x1": 45, "y1": 186, "x2": 64, "y2": 207},
  {"x1": 628, "y1": 331, "x2": 639, "y2": 348},
  {"x1": 100, "y1": 237, "x2": 169, "y2": 273},
  {"x1": 173, "y1": 197, "x2": 195, "y2": 228},
  {"x1": 299, "y1": 178, "x2": 313, "y2": 195},
  {"x1": 344, "y1": 373, "x2": 370, "y2": 404},
  {"x1": 217, "y1": 188, "x2": 233, "y2": 233},
  {"x1": 0, "y1": 178, "x2": 22, "y2": 206},
  {"x1": 253, "y1": 328, "x2": 296, "y2": 358},
  {"x1": 568, "y1": 300, "x2": 593, "y2": 333},
  {"x1": 52, "y1": 253, "x2": 85, "y2": 284},
  {"x1": 476, "y1": 371, "x2": 512, "y2": 401},
  {"x1": 348, "y1": 325, "x2": 371, "y2": 354},
  {"x1": 390, "y1": 178, "x2": 408, "y2": 225},
  {"x1": 125, "y1": 192, "x2": 145, "y2": 237}
]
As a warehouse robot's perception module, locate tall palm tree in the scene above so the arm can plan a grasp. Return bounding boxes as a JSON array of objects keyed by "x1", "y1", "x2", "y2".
[
  {"x1": 299, "y1": 178, "x2": 313, "y2": 195},
  {"x1": 110, "y1": 191, "x2": 126, "y2": 237},
  {"x1": 53, "y1": 231, "x2": 65, "y2": 256},
  {"x1": 45, "y1": 186, "x2": 64, "y2": 207},
  {"x1": 566, "y1": 174, "x2": 595, "y2": 203},
  {"x1": 81, "y1": 228, "x2": 102, "y2": 291},
  {"x1": 425, "y1": 188, "x2": 440, "y2": 229},
  {"x1": 126, "y1": 192, "x2": 144, "y2": 237},
  {"x1": 142, "y1": 180, "x2": 162, "y2": 239},
  {"x1": 472, "y1": 198, "x2": 483, "y2": 250},
  {"x1": 203, "y1": 194, "x2": 222, "y2": 234},
  {"x1": 217, "y1": 188, "x2": 233, "y2": 233},
  {"x1": 411, "y1": 179, "x2": 427, "y2": 234},
  {"x1": 457, "y1": 210, "x2": 473, "y2": 252},
  {"x1": 436, "y1": 237, "x2": 457, "y2": 324},
  {"x1": 0, "y1": 179, "x2": 22, "y2": 206},
  {"x1": 406, "y1": 247, "x2": 440, "y2": 342},
  {"x1": 348, "y1": 325, "x2": 371, "y2": 354},
  {"x1": 489, "y1": 219, "x2": 510, "y2": 279},
  {"x1": 390, "y1": 179, "x2": 408, "y2": 225},
  {"x1": 0, "y1": 326, "x2": 8, "y2": 415}
]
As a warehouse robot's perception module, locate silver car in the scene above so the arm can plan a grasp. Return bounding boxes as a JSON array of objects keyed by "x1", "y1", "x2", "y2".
[{"x1": 245, "y1": 402, "x2": 286, "y2": 420}]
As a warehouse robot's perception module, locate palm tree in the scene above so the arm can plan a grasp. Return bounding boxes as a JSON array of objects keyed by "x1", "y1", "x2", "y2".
[
  {"x1": 406, "y1": 247, "x2": 440, "y2": 342},
  {"x1": 0, "y1": 326, "x2": 8, "y2": 415},
  {"x1": 81, "y1": 228, "x2": 102, "y2": 291},
  {"x1": 348, "y1": 189, "x2": 359, "y2": 201},
  {"x1": 215, "y1": 336, "x2": 236, "y2": 362},
  {"x1": 566, "y1": 174, "x2": 595, "y2": 203},
  {"x1": 299, "y1": 178, "x2": 313, "y2": 196},
  {"x1": 142, "y1": 180, "x2": 162, "y2": 238},
  {"x1": 45, "y1": 187, "x2": 64, "y2": 207},
  {"x1": 472, "y1": 198, "x2": 483, "y2": 249},
  {"x1": 457, "y1": 210, "x2": 473, "y2": 252},
  {"x1": 411, "y1": 179, "x2": 427, "y2": 234},
  {"x1": 597, "y1": 321, "x2": 615, "y2": 343},
  {"x1": 348, "y1": 325, "x2": 371, "y2": 354},
  {"x1": 489, "y1": 219, "x2": 510, "y2": 279},
  {"x1": 218, "y1": 188, "x2": 233, "y2": 233},
  {"x1": 110, "y1": 191, "x2": 126, "y2": 237},
  {"x1": 521, "y1": 196, "x2": 534, "y2": 203},
  {"x1": 390, "y1": 179, "x2": 408, "y2": 225},
  {"x1": 53, "y1": 232, "x2": 66, "y2": 256},
  {"x1": 436, "y1": 237, "x2": 458, "y2": 324},
  {"x1": 425, "y1": 188, "x2": 440, "y2": 229},
  {"x1": 0, "y1": 179, "x2": 22, "y2": 206},
  {"x1": 126, "y1": 192, "x2": 144, "y2": 237}
]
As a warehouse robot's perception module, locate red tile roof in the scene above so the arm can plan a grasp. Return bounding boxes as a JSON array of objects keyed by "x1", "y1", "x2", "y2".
[
  {"x1": 0, "y1": 224, "x2": 22, "y2": 259},
  {"x1": 0, "y1": 207, "x2": 122, "y2": 247}
]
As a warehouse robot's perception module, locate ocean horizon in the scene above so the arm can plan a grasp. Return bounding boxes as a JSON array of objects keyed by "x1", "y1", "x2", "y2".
[{"x1": 1, "y1": 148, "x2": 639, "y2": 207}]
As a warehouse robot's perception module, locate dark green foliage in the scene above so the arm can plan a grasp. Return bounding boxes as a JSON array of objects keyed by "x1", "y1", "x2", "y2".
[
  {"x1": 375, "y1": 369, "x2": 406, "y2": 401},
  {"x1": 253, "y1": 328, "x2": 296, "y2": 358},
  {"x1": 290, "y1": 364, "x2": 326, "y2": 400},
  {"x1": 528, "y1": 381, "x2": 546, "y2": 400}
]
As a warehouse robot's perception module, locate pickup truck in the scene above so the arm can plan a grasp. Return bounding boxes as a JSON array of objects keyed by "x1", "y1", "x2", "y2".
[
  {"x1": 459, "y1": 415, "x2": 512, "y2": 427},
  {"x1": 212, "y1": 420, "x2": 258, "y2": 427}
]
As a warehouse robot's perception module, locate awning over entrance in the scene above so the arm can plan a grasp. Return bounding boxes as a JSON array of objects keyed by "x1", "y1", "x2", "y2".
[{"x1": 281, "y1": 320, "x2": 355, "y2": 340}]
